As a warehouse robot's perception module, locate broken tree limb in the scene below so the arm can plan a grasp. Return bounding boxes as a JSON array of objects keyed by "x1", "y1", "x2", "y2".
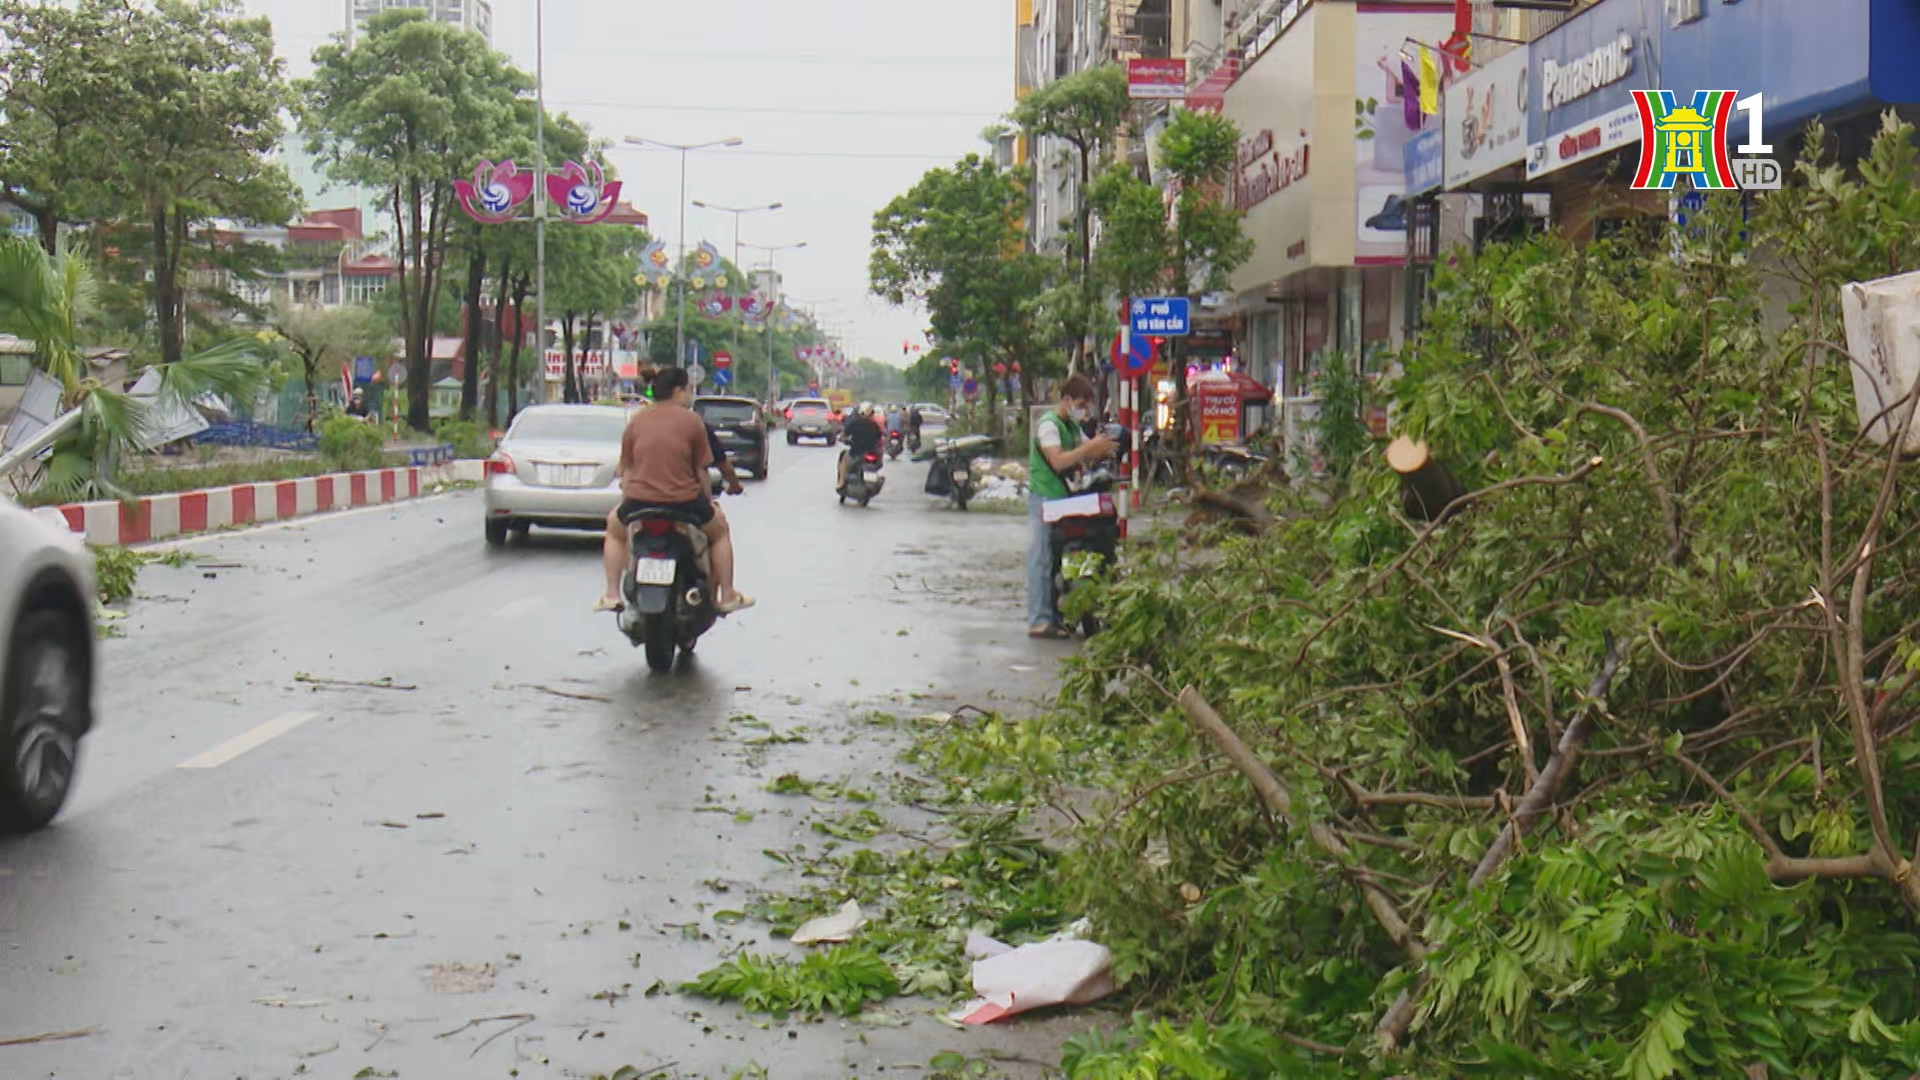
[
  {"x1": 1178, "y1": 687, "x2": 1426, "y2": 963},
  {"x1": 1192, "y1": 488, "x2": 1274, "y2": 530},
  {"x1": 0, "y1": 1027, "x2": 97, "y2": 1048},
  {"x1": 1386, "y1": 437, "x2": 1466, "y2": 523},
  {"x1": 1376, "y1": 634, "x2": 1629, "y2": 1051}
]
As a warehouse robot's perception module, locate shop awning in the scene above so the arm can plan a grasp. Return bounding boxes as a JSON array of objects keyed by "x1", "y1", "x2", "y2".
[{"x1": 1195, "y1": 369, "x2": 1274, "y2": 403}]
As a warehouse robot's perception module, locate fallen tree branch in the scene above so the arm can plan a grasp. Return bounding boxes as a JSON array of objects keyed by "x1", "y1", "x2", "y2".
[
  {"x1": 1293, "y1": 457, "x2": 1603, "y2": 668},
  {"x1": 0, "y1": 1027, "x2": 97, "y2": 1048},
  {"x1": 1376, "y1": 634, "x2": 1627, "y2": 1051},
  {"x1": 1178, "y1": 687, "x2": 1426, "y2": 964},
  {"x1": 294, "y1": 673, "x2": 417, "y2": 692}
]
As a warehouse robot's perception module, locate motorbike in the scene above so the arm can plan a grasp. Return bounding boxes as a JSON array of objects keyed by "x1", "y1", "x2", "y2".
[
  {"x1": 907, "y1": 428, "x2": 922, "y2": 454},
  {"x1": 925, "y1": 434, "x2": 999, "y2": 512},
  {"x1": 1047, "y1": 424, "x2": 1128, "y2": 636},
  {"x1": 838, "y1": 445, "x2": 886, "y2": 507},
  {"x1": 617, "y1": 466, "x2": 729, "y2": 673},
  {"x1": 886, "y1": 429, "x2": 905, "y2": 460}
]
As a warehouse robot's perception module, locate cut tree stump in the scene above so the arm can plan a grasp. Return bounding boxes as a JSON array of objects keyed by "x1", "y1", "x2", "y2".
[{"x1": 1386, "y1": 436, "x2": 1467, "y2": 523}]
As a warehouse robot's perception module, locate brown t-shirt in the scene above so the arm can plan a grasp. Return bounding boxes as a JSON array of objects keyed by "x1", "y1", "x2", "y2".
[{"x1": 619, "y1": 403, "x2": 712, "y2": 503}]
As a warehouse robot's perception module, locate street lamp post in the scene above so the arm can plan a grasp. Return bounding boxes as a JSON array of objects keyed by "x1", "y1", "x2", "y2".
[
  {"x1": 743, "y1": 240, "x2": 807, "y2": 400},
  {"x1": 693, "y1": 200, "x2": 781, "y2": 388},
  {"x1": 622, "y1": 137, "x2": 744, "y2": 370}
]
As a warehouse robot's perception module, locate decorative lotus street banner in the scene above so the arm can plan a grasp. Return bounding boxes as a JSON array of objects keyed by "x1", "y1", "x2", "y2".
[
  {"x1": 455, "y1": 158, "x2": 624, "y2": 226},
  {"x1": 687, "y1": 242, "x2": 728, "y2": 290},
  {"x1": 737, "y1": 292, "x2": 771, "y2": 324},
  {"x1": 453, "y1": 160, "x2": 536, "y2": 224},
  {"x1": 771, "y1": 304, "x2": 801, "y2": 332},
  {"x1": 634, "y1": 240, "x2": 673, "y2": 289},
  {"x1": 699, "y1": 292, "x2": 733, "y2": 318},
  {"x1": 546, "y1": 160, "x2": 623, "y2": 224}
]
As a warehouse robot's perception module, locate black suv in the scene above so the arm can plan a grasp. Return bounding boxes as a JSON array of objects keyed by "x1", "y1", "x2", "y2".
[{"x1": 694, "y1": 396, "x2": 771, "y2": 480}]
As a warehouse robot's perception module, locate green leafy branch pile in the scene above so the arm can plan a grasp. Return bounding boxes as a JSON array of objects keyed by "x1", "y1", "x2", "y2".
[
  {"x1": 942, "y1": 115, "x2": 1920, "y2": 1079},
  {"x1": 680, "y1": 947, "x2": 899, "y2": 1020}
]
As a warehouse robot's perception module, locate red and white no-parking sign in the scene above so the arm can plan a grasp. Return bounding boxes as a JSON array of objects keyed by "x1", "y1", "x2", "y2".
[{"x1": 714, "y1": 351, "x2": 732, "y2": 369}]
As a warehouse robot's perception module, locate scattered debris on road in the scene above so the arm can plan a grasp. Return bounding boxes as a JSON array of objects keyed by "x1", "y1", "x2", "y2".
[
  {"x1": 0, "y1": 1027, "x2": 98, "y2": 1048},
  {"x1": 426, "y1": 962, "x2": 496, "y2": 994},
  {"x1": 293, "y1": 672, "x2": 418, "y2": 692},
  {"x1": 789, "y1": 899, "x2": 865, "y2": 945}
]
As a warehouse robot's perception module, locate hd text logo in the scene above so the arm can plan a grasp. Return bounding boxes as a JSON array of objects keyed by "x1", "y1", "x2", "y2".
[{"x1": 1630, "y1": 90, "x2": 1781, "y2": 191}]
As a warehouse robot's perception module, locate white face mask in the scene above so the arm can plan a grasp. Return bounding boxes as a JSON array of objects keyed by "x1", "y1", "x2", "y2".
[{"x1": 1070, "y1": 404, "x2": 1091, "y2": 422}]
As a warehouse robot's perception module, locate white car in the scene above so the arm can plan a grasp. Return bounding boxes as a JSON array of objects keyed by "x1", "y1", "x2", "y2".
[
  {"x1": 0, "y1": 498, "x2": 96, "y2": 831},
  {"x1": 483, "y1": 403, "x2": 634, "y2": 545},
  {"x1": 914, "y1": 403, "x2": 951, "y2": 425}
]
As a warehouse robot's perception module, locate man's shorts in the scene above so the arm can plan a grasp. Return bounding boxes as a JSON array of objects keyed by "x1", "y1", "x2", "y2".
[{"x1": 618, "y1": 496, "x2": 714, "y2": 528}]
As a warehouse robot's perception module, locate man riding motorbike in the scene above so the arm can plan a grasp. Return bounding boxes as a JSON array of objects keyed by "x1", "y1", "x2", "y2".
[
  {"x1": 1027, "y1": 375, "x2": 1115, "y2": 639},
  {"x1": 838, "y1": 404, "x2": 885, "y2": 490},
  {"x1": 598, "y1": 367, "x2": 754, "y2": 615}
]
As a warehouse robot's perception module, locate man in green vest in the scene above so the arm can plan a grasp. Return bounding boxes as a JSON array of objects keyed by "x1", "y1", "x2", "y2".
[{"x1": 1028, "y1": 374, "x2": 1116, "y2": 638}]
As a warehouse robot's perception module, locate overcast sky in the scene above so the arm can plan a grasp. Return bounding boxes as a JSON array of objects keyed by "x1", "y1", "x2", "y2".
[{"x1": 244, "y1": 0, "x2": 1012, "y2": 367}]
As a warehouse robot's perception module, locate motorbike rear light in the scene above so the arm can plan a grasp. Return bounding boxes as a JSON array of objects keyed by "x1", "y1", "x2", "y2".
[
  {"x1": 486, "y1": 455, "x2": 514, "y2": 476},
  {"x1": 1060, "y1": 521, "x2": 1089, "y2": 539},
  {"x1": 640, "y1": 518, "x2": 674, "y2": 537}
]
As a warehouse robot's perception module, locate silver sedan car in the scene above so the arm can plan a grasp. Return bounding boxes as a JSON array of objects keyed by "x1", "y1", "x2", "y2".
[
  {"x1": 483, "y1": 403, "x2": 633, "y2": 545},
  {"x1": 0, "y1": 497, "x2": 96, "y2": 831}
]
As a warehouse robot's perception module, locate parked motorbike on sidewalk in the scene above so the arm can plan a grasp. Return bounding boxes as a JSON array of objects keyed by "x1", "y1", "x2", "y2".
[
  {"x1": 838, "y1": 447, "x2": 886, "y2": 507},
  {"x1": 617, "y1": 466, "x2": 729, "y2": 673},
  {"x1": 924, "y1": 434, "x2": 999, "y2": 512},
  {"x1": 1048, "y1": 425, "x2": 1128, "y2": 636}
]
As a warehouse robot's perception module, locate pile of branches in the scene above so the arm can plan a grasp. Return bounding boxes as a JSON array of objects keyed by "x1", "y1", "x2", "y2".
[{"x1": 1029, "y1": 116, "x2": 1920, "y2": 1079}]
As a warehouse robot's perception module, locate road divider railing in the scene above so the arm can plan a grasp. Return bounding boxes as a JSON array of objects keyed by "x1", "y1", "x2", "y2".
[{"x1": 30, "y1": 458, "x2": 485, "y2": 545}]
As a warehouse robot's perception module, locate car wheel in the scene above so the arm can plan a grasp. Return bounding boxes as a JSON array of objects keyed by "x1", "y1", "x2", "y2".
[
  {"x1": 787, "y1": 433, "x2": 798, "y2": 446},
  {"x1": 485, "y1": 518, "x2": 509, "y2": 546},
  {"x1": 510, "y1": 521, "x2": 531, "y2": 541},
  {"x1": 1, "y1": 609, "x2": 85, "y2": 833}
]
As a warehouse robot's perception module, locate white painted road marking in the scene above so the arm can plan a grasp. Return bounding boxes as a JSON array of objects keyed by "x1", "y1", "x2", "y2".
[
  {"x1": 493, "y1": 595, "x2": 548, "y2": 621},
  {"x1": 177, "y1": 712, "x2": 321, "y2": 770}
]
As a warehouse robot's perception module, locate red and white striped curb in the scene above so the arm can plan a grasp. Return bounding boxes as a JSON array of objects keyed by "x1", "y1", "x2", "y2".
[{"x1": 33, "y1": 462, "x2": 478, "y2": 546}]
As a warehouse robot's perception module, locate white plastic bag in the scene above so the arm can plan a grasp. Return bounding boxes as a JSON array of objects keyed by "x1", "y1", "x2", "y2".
[{"x1": 952, "y1": 933, "x2": 1114, "y2": 1024}]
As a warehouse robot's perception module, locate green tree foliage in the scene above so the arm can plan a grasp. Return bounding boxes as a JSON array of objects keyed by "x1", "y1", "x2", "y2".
[
  {"x1": 266, "y1": 300, "x2": 388, "y2": 432},
  {"x1": 301, "y1": 9, "x2": 530, "y2": 430},
  {"x1": 1011, "y1": 64, "x2": 1133, "y2": 371},
  {"x1": 871, "y1": 154, "x2": 1057, "y2": 418},
  {"x1": 546, "y1": 220, "x2": 643, "y2": 403},
  {"x1": 0, "y1": 0, "x2": 297, "y2": 364},
  {"x1": 1087, "y1": 165, "x2": 1173, "y2": 301},
  {"x1": 945, "y1": 115, "x2": 1920, "y2": 1079}
]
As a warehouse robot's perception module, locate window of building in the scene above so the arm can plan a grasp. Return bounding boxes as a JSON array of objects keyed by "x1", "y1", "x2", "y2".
[
  {"x1": 347, "y1": 276, "x2": 389, "y2": 304},
  {"x1": 323, "y1": 275, "x2": 341, "y2": 306}
]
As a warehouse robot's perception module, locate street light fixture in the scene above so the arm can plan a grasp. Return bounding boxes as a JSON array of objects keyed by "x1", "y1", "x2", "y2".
[
  {"x1": 742, "y1": 240, "x2": 808, "y2": 400},
  {"x1": 622, "y1": 136, "x2": 745, "y2": 369}
]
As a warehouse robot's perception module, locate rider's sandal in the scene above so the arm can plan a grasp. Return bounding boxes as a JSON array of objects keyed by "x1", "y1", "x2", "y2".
[
  {"x1": 593, "y1": 597, "x2": 624, "y2": 613},
  {"x1": 716, "y1": 592, "x2": 758, "y2": 615}
]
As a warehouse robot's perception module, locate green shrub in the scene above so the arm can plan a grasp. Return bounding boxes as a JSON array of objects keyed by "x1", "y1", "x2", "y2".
[
  {"x1": 432, "y1": 418, "x2": 495, "y2": 459},
  {"x1": 317, "y1": 414, "x2": 386, "y2": 471},
  {"x1": 92, "y1": 546, "x2": 143, "y2": 603}
]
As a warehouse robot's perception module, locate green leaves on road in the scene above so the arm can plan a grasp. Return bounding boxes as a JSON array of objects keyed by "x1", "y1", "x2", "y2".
[{"x1": 680, "y1": 947, "x2": 898, "y2": 1020}]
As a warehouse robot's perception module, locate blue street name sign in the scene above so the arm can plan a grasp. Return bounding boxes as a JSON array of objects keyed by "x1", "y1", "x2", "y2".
[{"x1": 1129, "y1": 297, "x2": 1190, "y2": 336}]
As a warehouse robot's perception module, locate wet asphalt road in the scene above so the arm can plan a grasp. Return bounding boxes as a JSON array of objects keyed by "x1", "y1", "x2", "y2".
[{"x1": 0, "y1": 438, "x2": 1090, "y2": 1079}]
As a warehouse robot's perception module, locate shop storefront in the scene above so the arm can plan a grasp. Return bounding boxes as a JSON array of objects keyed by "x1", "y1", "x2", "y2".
[
  {"x1": 1523, "y1": 0, "x2": 1920, "y2": 241},
  {"x1": 1222, "y1": 1, "x2": 1454, "y2": 406}
]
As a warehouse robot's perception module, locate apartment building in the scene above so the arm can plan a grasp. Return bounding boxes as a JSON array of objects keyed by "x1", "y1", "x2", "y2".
[{"x1": 347, "y1": 0, "x2": 494, "y2": 46}]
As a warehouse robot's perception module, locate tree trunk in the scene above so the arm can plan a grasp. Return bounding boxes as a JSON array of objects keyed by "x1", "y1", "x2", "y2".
[
  {"x1": 301, "y1": 351, "x2": 321, "y2": 434},
  {"x1": 31, "y1": 204, "x2": 56, "y2": 257},
  {"x1": 579, "y1": 313, "x2": 599, "y2": 403},
  {"x1": 508, "y1": 274, "x2": 530, "y2": 422},
  {"x1": 560, "y1": 312, "x2": 580, "y2": 404},
  {"x1": 1386, "y1": 436, "x2": 1467, "y2": 522},
  {"x1": 459, "y1": 245, "x2": 486, "y2": 420},
  {"x1": 1071, "y1": 142, "x2": 1093, "y2": 376},
  {"x1": 398, "y1": 181, "x2": 431, "y2": 433},
  {"x1": 488, "y1": 254, "x2": 512, "y2": 430},
  {"x1": 150, "y1": 202, "x2": 186, "y2": 367}
]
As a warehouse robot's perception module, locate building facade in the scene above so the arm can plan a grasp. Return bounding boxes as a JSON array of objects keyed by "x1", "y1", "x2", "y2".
[{"x1": 347, "y1": 0, "x2": 493, "y2": 46}]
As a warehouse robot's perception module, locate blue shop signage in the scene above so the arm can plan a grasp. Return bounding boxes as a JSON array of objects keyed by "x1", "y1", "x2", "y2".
[
  {"x1": 1404, "y1": 127, "x2": 1444, "y2": 196},
  {"x1": 1525, "y1": 0, "x2": 1647, "y2": 180}
]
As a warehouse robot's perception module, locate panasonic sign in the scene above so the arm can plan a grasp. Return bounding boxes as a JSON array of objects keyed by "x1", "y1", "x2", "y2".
[{"x1": 1540, "y1": 33, "x2": 1635, "y2": 113}]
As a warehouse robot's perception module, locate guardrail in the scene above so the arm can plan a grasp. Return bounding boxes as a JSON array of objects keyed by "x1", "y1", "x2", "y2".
[
  {"x1": 406, "y1": 444, "x2": 457, "y2": 467},
  {"x1": 198, "y1": 421, "x2": 319, "y2": 452}
]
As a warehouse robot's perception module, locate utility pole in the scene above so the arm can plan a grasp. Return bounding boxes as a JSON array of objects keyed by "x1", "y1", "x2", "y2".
[{"x1": 534, "y1": 0, "x2": 546, "y2": 407}]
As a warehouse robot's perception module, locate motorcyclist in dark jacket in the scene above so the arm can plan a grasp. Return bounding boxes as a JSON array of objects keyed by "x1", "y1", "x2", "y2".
[{"x1": 838, "y1": 404, "x2": 884, "y2": 489}]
